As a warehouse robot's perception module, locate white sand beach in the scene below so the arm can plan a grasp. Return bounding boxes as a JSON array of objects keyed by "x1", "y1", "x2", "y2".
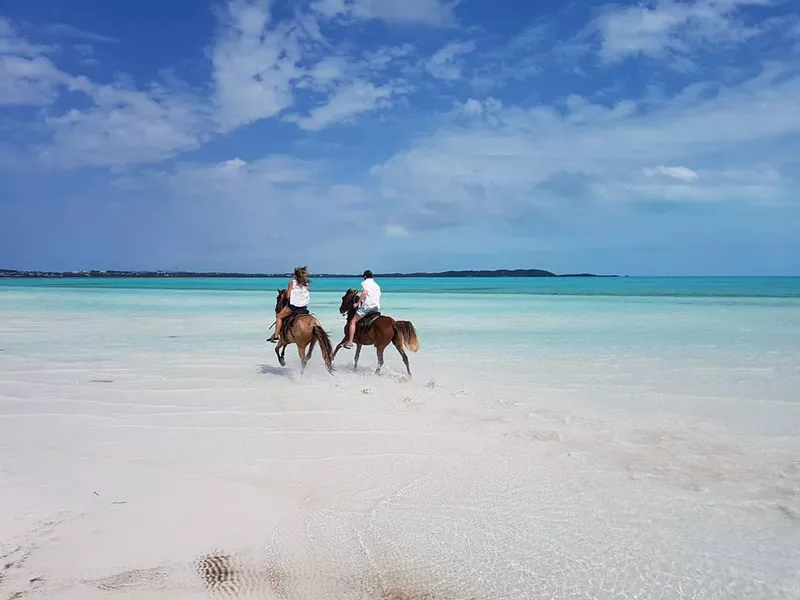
[{"x1": 1, "y1": 284, "x2": 799, "y2": 599}]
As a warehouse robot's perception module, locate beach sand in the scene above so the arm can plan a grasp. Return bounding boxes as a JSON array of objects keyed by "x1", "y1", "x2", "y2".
[{"x1": 1, "y1": 284, "x2": 799, "y2": 599}]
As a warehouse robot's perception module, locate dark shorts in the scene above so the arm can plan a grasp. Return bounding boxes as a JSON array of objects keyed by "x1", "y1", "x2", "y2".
[{"x1": 288, "y1": 304, "x2": 307, "y2": 312}]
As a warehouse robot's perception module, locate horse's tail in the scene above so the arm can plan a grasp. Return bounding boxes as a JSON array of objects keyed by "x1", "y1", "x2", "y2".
[
  {"x1": 393, "y1": 321, "x2": 420, "y2": 352},
  {"x1": 312, "y1": 325, "x2": 335, "y2": 374}
]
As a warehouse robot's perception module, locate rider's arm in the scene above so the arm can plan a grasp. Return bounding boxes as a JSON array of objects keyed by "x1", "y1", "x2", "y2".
[
  {"x1": 356, "y1": 285, "x2": 367, "y2": 306},
  {"x1": 287, "y1": 279, "x2": 294, "y2": 296}
]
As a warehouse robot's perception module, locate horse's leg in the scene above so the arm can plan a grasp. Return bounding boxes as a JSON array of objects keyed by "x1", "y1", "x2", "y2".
[
  {"x1": 297, "y1": 343, "x2": 308, "y2": 375},
  {"x1": 353, "y1": 344, "x2": 362, "y2": 372},
  {"x1": 333, "y1": 338, "x2": 347, "y2": 360},
  {"x1": 278, "y1": 335, "x2": 290, "y2": 367},
  {"x1": 375, "y1": 341, "x2": 389, "y2": 375},
  {"x1": 392, "y1": 336, "x2": 411, "y2": 377},
  {"x1": 306, "y1": 320, "x2": 317, "y2": 362},
  {"x1": 275, "y1": 342, "x2": 286, "y2": 367}
]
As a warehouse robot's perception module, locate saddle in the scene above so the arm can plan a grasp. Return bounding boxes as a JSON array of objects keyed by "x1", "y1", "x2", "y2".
[
  {"x1": 357, "y1": 311, "x2": 381, "y2": 333},
  {"x1": 282, "y1": 308, "x2": 309, "y2": 337}
]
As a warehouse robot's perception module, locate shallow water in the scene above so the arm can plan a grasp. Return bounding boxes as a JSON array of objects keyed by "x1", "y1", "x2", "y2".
[{"x1": 1, "y1": 277, "x2": 799, "y2": 599}]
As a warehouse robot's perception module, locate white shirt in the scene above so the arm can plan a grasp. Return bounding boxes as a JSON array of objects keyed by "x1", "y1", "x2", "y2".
[
  {"x1": 289, "y1": 279, "x2": 310, "y2": 307},
  {"x1": 361, "y1": 278, "x2": 381, "y2": 310}
]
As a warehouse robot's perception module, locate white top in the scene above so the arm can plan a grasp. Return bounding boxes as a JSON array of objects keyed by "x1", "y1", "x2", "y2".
[
  {"x1": 289, "y1": 279, "x2": 310, "y2": 307},
  {"x1": 361, "y1": 278, "x2": 381, "y2": 310}
]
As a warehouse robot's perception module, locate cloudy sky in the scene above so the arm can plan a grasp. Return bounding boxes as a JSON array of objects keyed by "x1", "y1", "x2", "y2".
[{"x1": 1, "y1": 0, "x2": 799, "y2": 275}]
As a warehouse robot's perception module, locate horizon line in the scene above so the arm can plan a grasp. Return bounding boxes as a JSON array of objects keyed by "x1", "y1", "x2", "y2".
[{"x1": 1, "y1": 267, "x2": 622, "y2": 278}]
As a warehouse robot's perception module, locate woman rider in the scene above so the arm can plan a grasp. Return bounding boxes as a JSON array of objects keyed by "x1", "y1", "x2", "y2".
[{"x1": 268, "y1": 266, "x2": 310, "y2": 343}]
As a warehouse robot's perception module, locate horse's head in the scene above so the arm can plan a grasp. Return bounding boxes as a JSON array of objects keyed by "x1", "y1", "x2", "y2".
[
  {"x1": 275, "y1": 289, "x2": 289, "y2": 314},
  {"x1": 339, "y1": 289, "x2": 358, "y2": 316}
]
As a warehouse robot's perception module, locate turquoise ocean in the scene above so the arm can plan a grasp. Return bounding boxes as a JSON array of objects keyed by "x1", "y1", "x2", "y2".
[{"x1": 2, "y1": 276, "x2": 799, "y2": 411}]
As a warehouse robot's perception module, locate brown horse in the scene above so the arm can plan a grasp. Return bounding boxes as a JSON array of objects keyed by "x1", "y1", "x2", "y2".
[
  {"x1": 272, "y1": 289, "x2": 334, "y2": 375},
  {"x1": 332, "y1": 288, "x2": 420, "y2": 376}
]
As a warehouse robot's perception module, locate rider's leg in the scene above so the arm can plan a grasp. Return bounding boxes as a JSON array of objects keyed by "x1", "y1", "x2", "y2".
[
  {"x1": 346, "y1": 312, "x2": 361, "y2": 347},
  {"x1": 270, "y1": 307, "x2": 293, "y2": 342}
]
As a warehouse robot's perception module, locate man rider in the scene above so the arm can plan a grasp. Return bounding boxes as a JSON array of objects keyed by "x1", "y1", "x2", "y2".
[{"x1": 343, "y1": 269, "x2": 381, "y2": 349}]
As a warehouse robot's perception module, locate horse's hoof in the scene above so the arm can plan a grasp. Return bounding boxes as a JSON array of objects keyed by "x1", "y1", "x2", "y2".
[{"x1": 279, "y1": 359, "x2": 286, "y2": 367}]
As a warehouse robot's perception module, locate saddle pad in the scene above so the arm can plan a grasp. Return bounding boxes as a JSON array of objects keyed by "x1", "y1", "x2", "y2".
[
  {"x1": 283, "y1": 309, "x2": 310, "y2": 334},
  {"x1": 357, "y1": 312, "x2": 381, "y2": 332}
]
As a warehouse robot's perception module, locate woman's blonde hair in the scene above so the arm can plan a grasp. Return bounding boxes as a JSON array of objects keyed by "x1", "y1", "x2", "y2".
[{"x1": 293, "y1": 265, "x2": 310, "y2": 287}]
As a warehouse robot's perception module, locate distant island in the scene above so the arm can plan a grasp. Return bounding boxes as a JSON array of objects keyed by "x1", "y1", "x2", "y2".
[{"x1": 1, "y1": 268, "x2": 618, "y2": 278}]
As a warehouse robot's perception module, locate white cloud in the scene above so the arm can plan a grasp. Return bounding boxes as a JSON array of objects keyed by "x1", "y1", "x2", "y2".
[
  {"x1": 593, "y1": 164, "x2": 785, "y2": 205},
  {"x1": 104, "y1": 155, "x2": 328, "y2": 268},
  {"x1": 110, "y1": 155, "x2": 322, "y2": 203},
  {"x1": 3, "y1": 1, "x2": 420, "y2": 169},
  {"x1": 211, "y1": 0, "x2": 306, "y2": 132},
  {"x1": 371, "y1": 64, "x2": 800, "y2": 228},
  {"x1": 0, "y1": 15, "x2": 212, "y2": 167},
  {"x1": 4, "y1": 0, "x2": 797, "y2": 202},
  {"x1": 460, "y1": 98, "x2": 484, "y2": 117},
  {"x1": 305, "y1": 56, "x2": 349, "y2": 91},
  {"x1": 35, "y1": 22, "x2": 119, "y2": 43},
  {"x1": 452, "y1": 97, "x2": 504, "y2": 125},
  {"x1": 0, "y1": 55, "x2": 73, "y2": 106},
  {"x1": 0, "y1": 17, "x2": 52, "y2": 57},
  {"x1": 290, "y1": 80, "x2": 395, "y2": 131},
  {"x1": 425, "y1": 40, "x2": 475, "y2": 80},
  {"x1": 105, "y1": 154, "x2": 378, "y2": 267},
  {"x1": 385, "y1": 224, "x2": 410, "y2": 237},
  {"x1": 0, "y1": 19, "x2": 93, "y2": 106},
  {"x1": 163, "y1": 155, "x2": 320, "y2": 194},
  {"x1": 643, "y1": 165, "x2": 700, "y2": 181},
  {"x1": 365, "y1": 43, "x2": 415, "y2": 70},
  {"x1": 210, "y1": 0, "x2": 412, "y2": 133},
  {"x1": 594, "y1": 0, "x2": 771, "y2": 63},
  {"x1": 313, "y1": 0, "x2": 456, "y2": 26},
  {"x1": 327, "y1": 183, "x2": 370, "y2": 205},
  {"x1": 39, "y1": 81, "x2": 211, "y2": 169}
]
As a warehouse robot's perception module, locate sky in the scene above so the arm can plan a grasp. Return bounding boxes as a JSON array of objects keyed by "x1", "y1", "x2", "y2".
[{"x1": 1, "y1": 0, "x2": 799, "y2": 275}]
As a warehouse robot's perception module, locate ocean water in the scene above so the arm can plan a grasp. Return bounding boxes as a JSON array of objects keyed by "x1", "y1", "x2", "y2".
[
  {"x1": 1, "y1": 276, "x2": 799, "y2": 598},
  {"x1": 2, "y1": 276, "x2": 799, "y2": 415}
]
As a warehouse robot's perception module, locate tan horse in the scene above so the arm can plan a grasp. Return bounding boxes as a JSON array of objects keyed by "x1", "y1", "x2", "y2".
[
  {"x1": 332, "y1": 288, "x2": 420, "y2": 376},
  {"x1": 272, "y1": 289, "x2": 334, "y2": 375}
]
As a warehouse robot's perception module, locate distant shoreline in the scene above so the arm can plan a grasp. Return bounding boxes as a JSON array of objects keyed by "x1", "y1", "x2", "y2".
[{"x1": 0, "y1": 269, "x2": 619, "y2": 279}]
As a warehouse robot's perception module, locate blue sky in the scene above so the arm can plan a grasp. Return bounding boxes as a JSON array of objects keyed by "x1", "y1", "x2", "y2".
[{"x1": 1, "y1": 0, "x2": 799, "y2": 275}]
